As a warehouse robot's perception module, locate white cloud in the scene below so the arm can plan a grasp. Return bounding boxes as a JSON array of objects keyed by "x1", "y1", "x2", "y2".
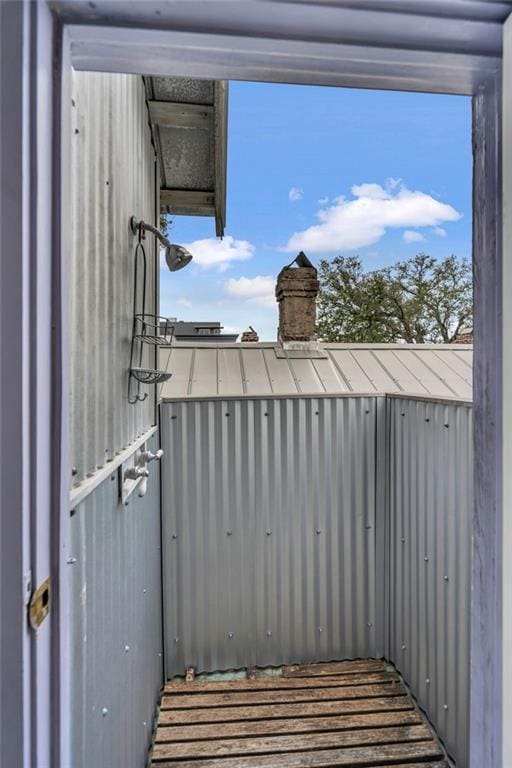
[
  {"x1": 224, "y1": 275, "x2": 276, "y2": 309},
  {"x1": 318, "y1": 196, "x2": 329, "y2": 205},
  {"x1": 403, "y1": 230, "x2": 426, "y2": 243},
  {"x1": 282, "y1": 181, "x2": 461, "y2": 254},
  {"x1": 182, "y1": 235, "x2": 254, "y2": 272},
  {"x1": 289, "y1": 187, "x2": 303, "y2": 202},
  {"x1": 177, "y1": 297, "x2": 192, "y2": 307},
  {"x1": 432, "y1": 226, "x2": 447, "y2": 237}
]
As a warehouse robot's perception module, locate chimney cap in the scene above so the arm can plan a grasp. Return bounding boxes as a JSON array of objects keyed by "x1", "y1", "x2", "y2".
[{"x1": 286, "y1": 251, "x2": 314, "y2": 269}]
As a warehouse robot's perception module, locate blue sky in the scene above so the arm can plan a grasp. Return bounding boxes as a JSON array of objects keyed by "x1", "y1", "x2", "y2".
[{"x1": 160, "y1": 81, "x2": 472, "y2": 341}]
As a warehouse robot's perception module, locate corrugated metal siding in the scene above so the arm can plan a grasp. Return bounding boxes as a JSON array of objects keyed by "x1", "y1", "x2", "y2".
[
  {"x1": 70, "y1": 71, "x2": 157, "y2": 485},
  {"x1": 69, "y1": 434, "x2": 163, "y2": 768},
  {"x1": 386, "y1": 397, "x2": 472, "y2": 766},
  {"x1": 161, "y1": 397, "x2": 380, "y2": 676},
  {"x1": 159, "y1": 344, "x2": 472, "y2": 401}
]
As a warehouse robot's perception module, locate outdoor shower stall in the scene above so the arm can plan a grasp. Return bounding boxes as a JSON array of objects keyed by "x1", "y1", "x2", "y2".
[
  {"x1": 64, "y1": 40, "x2": 472, "y2": 768},
  {"x1": 158, "y1": 345, "x2": 473, "y2": 766}
]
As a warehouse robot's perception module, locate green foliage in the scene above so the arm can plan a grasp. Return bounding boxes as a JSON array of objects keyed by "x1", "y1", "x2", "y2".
[{"x1": 317, "y1": 253, "x2": 472, "y2": 343}]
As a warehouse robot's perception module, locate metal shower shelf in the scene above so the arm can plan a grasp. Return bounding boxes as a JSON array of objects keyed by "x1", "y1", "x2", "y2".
[
  {"x1": 130, "y1": 367, "x2": 171, "y2": 385},
  {"x1": 133, "y1": 314, "x2": 175, "y2": 346}
]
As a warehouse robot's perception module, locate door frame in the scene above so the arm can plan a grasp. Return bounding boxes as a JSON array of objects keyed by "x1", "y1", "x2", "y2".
[{"x1": 1, "y1": 3, "x2": 507, "y2": 766}]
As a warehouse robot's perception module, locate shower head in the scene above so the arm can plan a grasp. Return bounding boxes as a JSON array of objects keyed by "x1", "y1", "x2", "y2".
[
  {"x1": 165, "y1": 243, "x2": 193, "y2": 272},
  {"x1": 130, "y1": 216, "x2": 193, "y2": 271}
]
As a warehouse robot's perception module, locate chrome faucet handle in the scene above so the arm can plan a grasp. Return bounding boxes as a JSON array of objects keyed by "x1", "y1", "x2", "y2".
[{"x1": 140, "y1": 449, "x2": 164, "y2": 463}]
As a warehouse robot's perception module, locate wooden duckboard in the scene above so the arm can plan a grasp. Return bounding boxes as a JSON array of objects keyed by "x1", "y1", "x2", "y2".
[{"x1": 151, "y1": 659, "x2": 448, "y2": 768}]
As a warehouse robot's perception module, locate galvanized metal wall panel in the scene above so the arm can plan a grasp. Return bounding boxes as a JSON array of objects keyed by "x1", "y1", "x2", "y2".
[
  {"x1": 161, "y1": 397, "x2": 379, "y2": 676},
  {"x1": 387, "y1": 397, "x2": 472, "y2": 766},
  {"x1": 69, "y1": 434, "x2": 163, "y2": 768},
  {"x1": 70, "y1": 71, "x2": 157, "y2": 485}
]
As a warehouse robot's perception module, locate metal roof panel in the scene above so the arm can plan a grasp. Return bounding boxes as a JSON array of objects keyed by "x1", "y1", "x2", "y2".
[{"x1": 159, "y1": 343, "x2": 473, "y2": 401}]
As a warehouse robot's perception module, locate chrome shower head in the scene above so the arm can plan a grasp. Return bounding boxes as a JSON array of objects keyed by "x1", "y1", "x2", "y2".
[
  {"x1": 130, "y1": 216, "x2": 193, "y2": 271},
  {"x1": 165, "y1": 243, "x2": 193, "y2": 272}
]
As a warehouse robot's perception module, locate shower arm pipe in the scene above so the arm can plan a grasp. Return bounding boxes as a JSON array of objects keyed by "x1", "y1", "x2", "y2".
[{"x1": 130, "y1": 216, "x2": 172, "y2": 250}]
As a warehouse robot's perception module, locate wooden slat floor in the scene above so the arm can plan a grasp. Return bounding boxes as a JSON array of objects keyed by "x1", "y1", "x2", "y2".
[{"x1": 151, "y1": 659, "x2": 448, "y2": 768}]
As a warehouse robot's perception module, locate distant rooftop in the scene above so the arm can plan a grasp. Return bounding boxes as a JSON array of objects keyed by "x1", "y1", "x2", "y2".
[
  {"x1": 161, "y1": 319, "x2": 239, "y2": 343},
  {"x1": 158, "y1": 342, "x2": 472, "y2": 402}
]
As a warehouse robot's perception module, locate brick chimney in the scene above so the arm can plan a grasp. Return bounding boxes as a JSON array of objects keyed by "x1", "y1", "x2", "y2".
[
  {"x1": 275, "y1": 253, "x2": 319, "y2": 343},
  {"x1": 454, "y1": 327, "x2": 473, "y2": 344},
  {"x1": 241, "y1": 326, "x2": 259, "y2": 343}
]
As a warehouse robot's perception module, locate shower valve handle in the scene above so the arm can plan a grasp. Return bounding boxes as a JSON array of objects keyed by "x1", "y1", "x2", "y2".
[{"x1": 140, "y1": 449, "x2": 164, "y2": 463}]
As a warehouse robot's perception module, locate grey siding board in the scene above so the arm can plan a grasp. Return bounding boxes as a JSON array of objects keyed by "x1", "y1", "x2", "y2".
[
  {"x1": 386, "y1": 397, "x2": 472, "y2": 766},
  {"x1": 70, "y1": 71, "x2": 157, "y2": 484},
  {"x1": 69, "y1": 434, "x2": 163, "y2": 768},
  {"x1": 161, "y1": 397, "x2": 380, "y2": 676}
]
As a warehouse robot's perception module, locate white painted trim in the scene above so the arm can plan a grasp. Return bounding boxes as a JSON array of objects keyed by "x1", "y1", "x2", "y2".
[
  {"x1": 57, "y1": 24, "x2": 72, "y2": 768},
  {"x1": 69, "y1": 425, "x2": 158, "y2": 508},
  {"x1": 66, "y1": 23, "x2": 498, "y2": 96},
  {"x1": 503, "y1": 14, "x2": 512, "y2": 767}
]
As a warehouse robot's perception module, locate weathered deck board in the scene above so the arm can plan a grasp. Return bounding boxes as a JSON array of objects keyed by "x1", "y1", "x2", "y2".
[
  {"x1": 160, "y1": 682, "x2": 405, "y2": 710},
  {"x1": 158, "y1": 695, "x2": 415, "y2": 725},
  {"x1": 155, "y1": 710, "x2": 423, "y2": 742},
  {"x1": 152, "y1": 723, "x2": 432, "y2": 759},
  {"x1": 152, "y1": 660, "x2": 446, "y2": 768},
  {"x1": 282, "y1": 660, "x2": 388, "y2": 677},
  {"x1": 165, "y1": 671, "x2": 398, "y2": 694},
  {"x1": 152, "y1": 742, "x2": 445, "y2": 767}
]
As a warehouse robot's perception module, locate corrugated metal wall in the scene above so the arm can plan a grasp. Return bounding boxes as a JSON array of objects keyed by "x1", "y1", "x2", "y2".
[
  {"x1": 386, "y1": 396, "x2": 472, "y2": 766},
  {"x1": 70, "y1": 71, "x2": 157, "y2": 485},
  {"x1": 161, "y1": 396, "x2": 381, "y2": 676},
  {"x1": 69, "y1": 434, "x2": 163, "y2": 768}
]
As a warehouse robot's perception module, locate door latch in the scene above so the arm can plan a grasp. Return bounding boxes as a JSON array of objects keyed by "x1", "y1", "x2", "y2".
[{"x1": 28, "y1": 577, "x2": 51, "y2": 629}]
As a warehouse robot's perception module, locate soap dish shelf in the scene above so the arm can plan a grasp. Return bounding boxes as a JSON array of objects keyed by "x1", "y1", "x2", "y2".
[
  {"x1": 129, "y1": 312, "x2": 174, "y2": 402},
  {"x1": 131, "y1": 367, "x2": 171, "y2": 385}
]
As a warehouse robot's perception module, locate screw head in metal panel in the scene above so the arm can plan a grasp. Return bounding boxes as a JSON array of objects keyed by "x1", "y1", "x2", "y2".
[
  {"x1": 443, "y1": 704, "x2": 449, "y2": 711},
  {"x1": 316, "y1": 529, "x2": 322, "y2": 535},
  {"x1": 365, "y1": 524, "x2": 372, "y2": 530},
  {"x1": 401, "y1": 644, "x2": 407, "y2": 650},
  {"x1": 172, "y1": 534, "x2": 178, "y2": 539},
  {"x1": 143, "y1": 588, "x2": 147, "y2": 594},
  {"x1": 318, "y1": 626, "x2": 323, "y2": 633},
  {"x1": 174, "y1": 637, "x2": 179, "y2": 644},
  {"x1": 102, "y1": 708, "x2": 109, "y2": 717},
  {"x1": 444, "y1": 575, "x2": 449, "y2": 581},
  {"x1": 266, "y1": 529, "x2": 272, "y2": 536},
  {"x1": 228, "y1": 632, "x2": 234, "y2": 639},
  {"x1": 227, "y1": 530, "x2": 232, "y2": 536},
  {"x1": 401, "y1": 538, "x2": 406, "y2": 543},
  {"x1": 426, "y1": 678, "x2": 431, "y2": 684},
  {"x1": 125, "y1": 645, "x2": 130, "y2": 653},
  {"x1": 367, "y1": 622, "x2": 373, "y2": 627},
  {"x1": 66, "y1": 557, "x2": 77, "y2": 564},
  {"x1": 143, "y1": 721, "x2": 147, "y2": 727},
  {"x1": 266, "y1": 630, "x2": 272, "y2": 637},
  {"x1": 424, "y1": 556, "x2": 429, "y2": 562}
]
